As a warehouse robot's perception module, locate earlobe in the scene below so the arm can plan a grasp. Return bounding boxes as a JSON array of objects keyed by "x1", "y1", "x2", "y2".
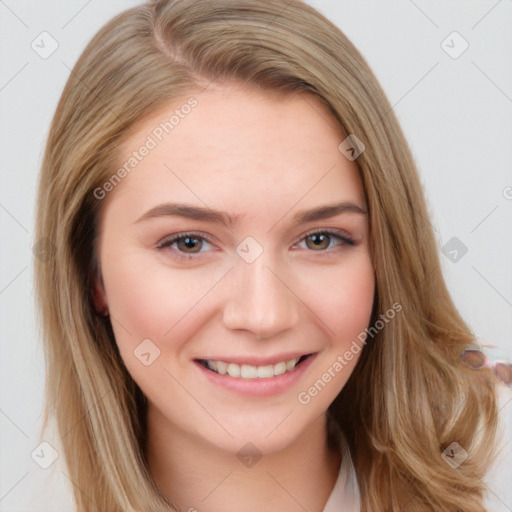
[{"x1": 91, "y1": 273, "x2": 109, "y2": 316}]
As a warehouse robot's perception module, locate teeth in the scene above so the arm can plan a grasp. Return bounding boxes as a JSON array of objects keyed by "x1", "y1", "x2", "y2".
[
  {"x1": 257, "y1": 365, "x2": 273, "y2": 378},
  {"x1": 286, "y1": 359, "x2": 297, "y2": 371},
  {"x1": 273, "y1": 361, "x2": 287, "y2": 376},
  {"x1": 241, "y1": 364, "x2": 258, "y2": 379},
  {"x1": 203, "y1": 357, "x2": 301, "y2": 379},
  {"x1": 227, "y1": 363, "x2": 241, "y2": 377},
  {"x1": 216, "y1": 360, "x2": 228, "y2": 375}
]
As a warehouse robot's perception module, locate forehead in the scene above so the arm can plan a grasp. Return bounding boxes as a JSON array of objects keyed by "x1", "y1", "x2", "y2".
[{"x1": 108, "y1": 84, "x2": 365, "y2": 220}]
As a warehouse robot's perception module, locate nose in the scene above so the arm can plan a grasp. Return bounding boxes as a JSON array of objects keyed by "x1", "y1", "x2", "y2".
[{"x1": 221, "y1": 257, "x2": 300, "y2": 339}]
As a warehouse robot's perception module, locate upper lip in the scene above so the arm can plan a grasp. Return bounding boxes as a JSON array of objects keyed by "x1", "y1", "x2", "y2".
[{"x1": 195, "y1": 352, "x2": 315, "y2": 366}]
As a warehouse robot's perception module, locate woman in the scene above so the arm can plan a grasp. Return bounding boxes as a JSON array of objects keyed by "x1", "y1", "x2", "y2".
[{"x1": 34, "y1": 0, "x2": 499, "y2": 510}]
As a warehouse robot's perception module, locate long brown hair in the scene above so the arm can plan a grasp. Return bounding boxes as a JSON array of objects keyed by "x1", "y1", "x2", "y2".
[{"x1": 34, "y1": 1, "x2": 499, "y2": 510}]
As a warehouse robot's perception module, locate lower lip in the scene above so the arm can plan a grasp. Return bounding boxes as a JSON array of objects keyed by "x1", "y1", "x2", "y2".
[{"x1": 194, "y1": 355, "x2": 317, "y2": 397}]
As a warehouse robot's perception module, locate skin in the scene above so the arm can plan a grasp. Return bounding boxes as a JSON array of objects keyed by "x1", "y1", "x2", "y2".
[{"x1": 95, "y1": 83, "x2": 375, "y2": 512}]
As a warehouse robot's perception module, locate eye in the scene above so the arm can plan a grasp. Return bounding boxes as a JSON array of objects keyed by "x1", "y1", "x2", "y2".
[
  {"x1": 295, "y1": 229, "x2": 354, "y2": 251},
  {"x1": 156, "y1": 232, "x2": 213, "y2": 259}
]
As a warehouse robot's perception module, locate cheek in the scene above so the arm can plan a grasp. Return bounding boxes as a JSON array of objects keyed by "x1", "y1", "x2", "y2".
[
  {"x1": 100, "y1": 249, "x2": 223, "y2": 356},
  {"x1": 102, "y1": 257, "x2": 166, "y2": 338},
  {"x1": 307, "y1": 254, "x2": 375, "y2": 345},
  {"x1": 295, "y1": 256, "x2": 374, "y2": 408},
  {"x1": 100, "y1": 252, "x2": 204, "y2": 394}
]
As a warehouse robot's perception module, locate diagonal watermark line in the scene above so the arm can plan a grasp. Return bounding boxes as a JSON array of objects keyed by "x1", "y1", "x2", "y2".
[
  {"x1": 470, "y1": 205, "x2": 499, "y2": 233},
  {"x1": 407, "y1": 0, "x2": 439, "y2": 29},
  {"x1": 265, "y1": 266, "x2": 336, "y2": 335},
  {"x1": 377, "y1": 380, "x2": 452, "y2": 471},
  {"x1": 390, "y1": 61, "x2": 439, "y2": 112},
  {"x1": 164, "y1": 164, "x2": 208, "y2": 206},
  {"x1": 261, "y1": 0, "x2": 295, "y2": 31},
  {"x1": 62, "y1": 471, "x2": 104, "y2": 512},
  {"x1": 0, "y1": 0, "x2": 29, "y2": 28},
  {"x1": 475, "y1": 394, "x2": 512, "y2": 440},
  {"x1": 472, "y1": 0, "x2": 503, "y2": 30},
  {"x1": 316, "y1": 270, "x2": 439, "y2": 453},
  {"x1": 187, "y1": 0, "x2": 272, "y2": 94},
  {"x1": 266, "y1": 164, "x2": 336, "y2": 234},
  {"x1": 397, "y1": 482, "x2": 418, "y2": 511},
  {"x1": 0, "y1": 266, "x2": 28, "y2": 295},
  {"x1": 370, "y1": 61, "x2": 439, "y2": 132},
  {"x1": 163, "y1": 366, "x2": 234, "y2": 437},
  {"x1": 0, "y1": 409, "x2": 29, "y2": 439},
  {"x1": 109, "y1": 313, "x2": 132, "y2": 337},
  {"x1": 200, "y1": 471, "x2": 233, "y2": 503},
  {"x1": 61, "y1": 60, "x2": 124, "y2": 124},
  {"x1": 61, "y1": 0, "x2": 92, "y2": 29},
  {"x1": 0, "y1": 62, "x2": 29, "y2": 92},
  {"x1": 370, "y1": 286, "x2": 464, "y2": 444},
  {"x1": 382, "y1": 382, "x2": 437, "y2": 442},
  {"x1": 359, "y1": 65, "x2": 442, "y2": 244},
  {"x1": 0, "y1": 472, "x2": 29, "y2": 502},
  {"x1": 485, "y1": 482, "x2": 512, "y2": 512},
  {"x1": 266, "y1": 471, "x2": 308, "y2": 511},
  {"x1": 471, "y1": 266, "x2": 512, "y2": 308},
  {"x1": 265, "y1": 409, "x2": 295, "y2": 438},
  {"x1": 477, "y1": 399, "x2": 512, "y2": 510},
  {"x1": 164, "y1": 164, "x2": 234, "y2": 234},
  {"x1": 164, "y1": 267, "x2": 234, "y2": 336},
  {"x1": 62, "y1": 384, "x2": 116, "y2": 440},
  {"x1": 299, "y1": 91, "x2": 340, "y2": 133},
  {"x1": 472, "y1": 61, "x2": 512, "y2": 104},
  {"x1": 0, "y1": 203, "x2": 29, "y2": 232}
]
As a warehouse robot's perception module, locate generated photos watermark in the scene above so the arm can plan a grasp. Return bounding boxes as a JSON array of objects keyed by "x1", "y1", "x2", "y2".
[
  {"x1": 93, "y1": 97, "x2": 198, "y2": 200},
  {"x1": 298, "y1": 302, "x2": 402, "y2": 405}
]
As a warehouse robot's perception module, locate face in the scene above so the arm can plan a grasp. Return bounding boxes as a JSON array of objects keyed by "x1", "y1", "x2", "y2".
[{"x1": 96, "y1": 84, "x2": 375, "y2": 455}]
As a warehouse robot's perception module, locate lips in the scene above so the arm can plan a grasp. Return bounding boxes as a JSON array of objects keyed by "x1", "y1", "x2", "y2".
[{"x1": 196, "y1": 354, "x2": 313, "y2": 379}]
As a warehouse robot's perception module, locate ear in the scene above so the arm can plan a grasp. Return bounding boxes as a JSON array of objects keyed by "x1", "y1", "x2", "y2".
[{"x1": 91, "y1": 271, "x2": 109, "y2": 316}]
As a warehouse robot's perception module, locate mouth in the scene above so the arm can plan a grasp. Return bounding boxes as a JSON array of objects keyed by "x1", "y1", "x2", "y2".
[{"x1": 195, "y1": 354, "x2": 314, "y2": 380}]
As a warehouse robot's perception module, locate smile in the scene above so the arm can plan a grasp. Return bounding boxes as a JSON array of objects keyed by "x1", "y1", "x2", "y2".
[{"x1": 197, "y1": 354, "x2": 312, "y2": 379}]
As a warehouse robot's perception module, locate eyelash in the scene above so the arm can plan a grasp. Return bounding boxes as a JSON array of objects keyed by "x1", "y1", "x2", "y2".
[{"x1": 156, "y1": 229, "x2": 355, "y2": 261}]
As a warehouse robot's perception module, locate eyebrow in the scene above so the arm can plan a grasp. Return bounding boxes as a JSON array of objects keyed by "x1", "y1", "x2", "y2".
[
  {"x1": 293, "y1": 202, "x2": 367, "y2": 223},
  {"x1": 135, "y1": 201, "x2": 367, "y2": 227}
]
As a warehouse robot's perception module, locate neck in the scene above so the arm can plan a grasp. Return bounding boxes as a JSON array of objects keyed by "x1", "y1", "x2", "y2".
[{"x1": 145, "y1": 409, "x2": 341, "y2": 512}]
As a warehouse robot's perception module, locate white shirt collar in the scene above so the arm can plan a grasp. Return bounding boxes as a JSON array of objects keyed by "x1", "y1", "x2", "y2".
[{"x1": 322, "y1": 433, "x2": 360, "y2": 512}]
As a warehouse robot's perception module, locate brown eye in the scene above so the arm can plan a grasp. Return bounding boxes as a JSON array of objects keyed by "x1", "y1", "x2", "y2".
[
  {"x1": 176, "y1": 236, "x2": 203, "y2": 253},
  {"x1": 157, "y1": 233, "x2": 213, "y2": 259},
  {"x1": 300, "y1": 230, "x2": 353, "y2": 251},
  {"x1": 305, "y1": 233, "x2": 331, "y2": 250}
]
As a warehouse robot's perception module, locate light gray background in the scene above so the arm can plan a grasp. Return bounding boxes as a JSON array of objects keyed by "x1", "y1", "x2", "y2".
[{"x1": 1, "y1": 1, "x2": 511, "y2": 510}]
